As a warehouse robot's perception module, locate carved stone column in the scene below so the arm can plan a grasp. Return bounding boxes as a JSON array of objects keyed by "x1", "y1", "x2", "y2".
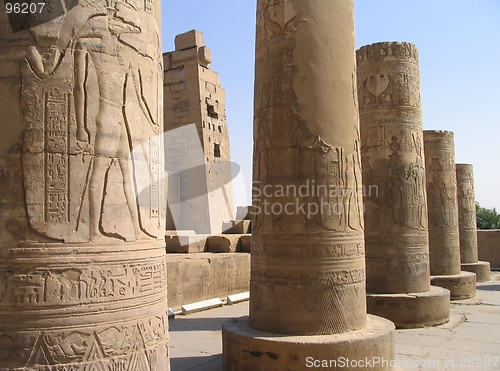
[
  {"x1": 357, "y1": 42, "x2": 450, "y2": 328},
  {"x1": 222, "y1": 2, "x2": 394, "y2": 370},
  {"x1": 0, "y1": 1, "x2": 169, "y2": 370},
  {"x1": 424, "y1": 131, "x2": 475, "y2": 299},
  {"x1": 456, "y1": 164, "x2": 491, "y2": 282}
]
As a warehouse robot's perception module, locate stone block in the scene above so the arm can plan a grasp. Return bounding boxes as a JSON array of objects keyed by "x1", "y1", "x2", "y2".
[
  {"x1": 367, "y1": 286, "x2": 450, "y2": 329},
  {"x1": 239, "y1": 234, "x2": 251, "y2": 253},
  {"x1": 166, "y1": 233, "x2": 208, "y2": 253},
  {"x1": 181, "y1": 298, "x2": 223, "y2": 315},
  {"x1": 223, "y1": 315, "x2": 395, "y2": 371},
  {"x1": 236, "y1": 206, "x2": 252, "y2": 220},
  {"x1": 431, "y1": 271, "x2": 476, "y2": 300},
  {"x1": 208, "y1": 235, "x2": 241, "y2": 253},
  {"x1": 198, "y1": 46, "x2": 212, "y2": 67},
  {"x1": 175, "y1": 29, "x2": 204, "y2": 51},
  {"x1": 462, "y1": 261, "x2": 491, "y2": 282},
  {"x1": 222, "y1": 220, "x2": 251, "y2": 234},
  {"x1": 228, "y1": 292, "x2": 250, "y2": 305}
]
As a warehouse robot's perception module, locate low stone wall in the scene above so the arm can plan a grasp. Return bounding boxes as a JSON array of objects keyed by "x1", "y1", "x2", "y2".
[
  {"x1": 166, "y1": 252, "x2": 250, "y2": 308},
  {"x1": 477, "y1": 230, "x2": 500, "y2": 269}
]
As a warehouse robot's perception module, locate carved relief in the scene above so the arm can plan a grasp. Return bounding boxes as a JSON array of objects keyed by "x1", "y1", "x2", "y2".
[
  {"x1": 357, "y1": 41, "x2": 430, "y2": 293},
  {"x1": 2, "y1": 0, "x2": 164, "y2": 243},
  {"x1": 382, "y1": 130, "x2": 427, "y2": 230},
  {"x1": 256, "y1": 0, "x2": 298, "y2": 44},
  {"x1": 302, "y1": 138, "x2": 364, "y2": 231},
  {"x1": 0, "y1": 313, "x2": 169, "y2": 369},
  {"x1": 0, "y1": 0, "x2": 168, "y2": 369},
  {"x1": 456, "y1": 166, "x2": 476, "y2": 228},
  {"x1": 0, "y1": 261, "x2": 166, "y2": 307},
  {"x1": 251, "y1": 0, "x2": 367, "y2": 336}
]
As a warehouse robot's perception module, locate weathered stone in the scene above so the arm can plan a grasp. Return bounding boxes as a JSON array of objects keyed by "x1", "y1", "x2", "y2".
[
  {"x1": 208, "y1": 234, "x2": 241, "y2": 253},
  {"x1": 166, "y1": 253, "x2": 250, "y2": 308},
  {"x1": 357, "y1": 42, "x2": 450, "y2": 326},
  {"x1": 223, "y1": 315, "x2": 395, "y2": 371},
  {"x1": 358, "y1": 41, "x2": 429, "y2": 294},
  {"x1": 430, "y1": 271, "x2": 476, "y2": 300},
  {"x1": 164, "y1": 31, "x2": 235, "y2": 235},
  {"x1": 461, "y1": 261, "x2": 492, "y2": 282},
  {"x1": 366, "y1": 286, "x2": 450, "y2": 329},
  {"x1": 227, "y1": 292, "x2": 250, "y2": 305},
  {"x1": 239, "y1": 234, "x2": 252, "y2": 253},
  {"x1": 456, "y1": 164, "x2": 478, "y2": 263},
  {"x1": 236, "y1": 206, "x2": 253, "y2": 221},
  {"x1": 424, "y1": 130, "x2": 476, "y2": 299},
  {"x1": 223, "y1": 2, "x2": 394, "y2": 370},
  {"x1": 223, "y1": 220, "x2": 251, "y2": 234},
  {"x1": 165, "y1": 233, "x2": 208, "y2": 253},
  {"x1": 175, "y1": 29, "x2": 204, "y2": 51},
  {"x1": 476, "y1": 230, "x2": 499, "y2": 274},
  {"x1": 181, "y1": 298, "x2": 223, "y2": 315},
  {"x1": 456, "y1": 164, "x2": 491, "y2": 282},
  {"x1": 0, "y1": 0, "x2": 169, "y2": 369},
  {"x1": 424, "y1": 131, "x2": 461, "y2": 275}
]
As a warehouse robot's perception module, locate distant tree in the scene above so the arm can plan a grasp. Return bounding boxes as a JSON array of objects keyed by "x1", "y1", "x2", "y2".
[{"x1": 476, "y1": 202, "x2": 500, "y2": 230}]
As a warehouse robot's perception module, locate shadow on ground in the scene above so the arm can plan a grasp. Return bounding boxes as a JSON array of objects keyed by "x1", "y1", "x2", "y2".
[{"x1": 477, "y1": 284, "x2": 500, "y2": 291}]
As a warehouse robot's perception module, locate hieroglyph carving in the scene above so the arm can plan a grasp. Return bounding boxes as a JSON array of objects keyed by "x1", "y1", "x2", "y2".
[
  {"x1": 426, "y1": 150, "x2": 457, "y2": 229},
  {"x1": 457, "y1": 170, "x2": 476, "y2": 228},
  {"x1": 0, "y1": 261, "x2": 166, "y2": 306},
  {"x1": 3, "y1": 0, "x2": 163, "y2": 243},
  {"x1": 357, "y1": 42, "x2": 427, "y2": 231},
  {"x1": 0, "y1": 313, "x2": 169, "y2": 370}
]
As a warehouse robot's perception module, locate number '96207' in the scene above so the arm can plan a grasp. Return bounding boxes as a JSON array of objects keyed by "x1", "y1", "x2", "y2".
[{"x1": 5, "y1": 2, "x2": 46, "y2": 14}]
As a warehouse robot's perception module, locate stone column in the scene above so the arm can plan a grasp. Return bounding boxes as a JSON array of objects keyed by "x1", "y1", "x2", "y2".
[
  {"x1": 222, "y1": 2, "x2": 394, "y2": 370},
  {"x1": 424, "y1": 131, "x2": 476, "y2": 299},
  {"x1": 0, "y1": 1, "x2": 169, "y2": 370},
  {"x1": 456, "y1": 164, "x2": 491, "y2": 282},
  {"x1": 357, "y1": 42, "x2": 450, "y2": 328}
]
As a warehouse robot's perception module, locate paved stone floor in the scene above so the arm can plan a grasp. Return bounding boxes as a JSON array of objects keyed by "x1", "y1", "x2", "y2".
[{"x1": 169, "y1": 272, "x2": 500, "y2": 371}]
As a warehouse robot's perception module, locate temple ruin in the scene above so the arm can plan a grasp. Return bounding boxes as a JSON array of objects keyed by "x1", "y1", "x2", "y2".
[
  {"x1": 222, "y1": 2, "x2": 394, "y2": 370},
  {"x1": 424, "y1": 130, "x2": 476, "y2": 300},
  {"x1": 357, "y1": 41, "x2": 450, "y2": 328},
  {"x1": 0, "y1": 0, "x2": 170, "y2": 369},
  {"x1": 456, "y1": 164, "x2": 491, "y2": 282}
]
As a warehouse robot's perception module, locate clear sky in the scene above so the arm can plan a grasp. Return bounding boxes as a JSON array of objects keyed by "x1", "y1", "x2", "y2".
[{"x1": 161, "y1": 0, "x2": 500, "y2": 209}]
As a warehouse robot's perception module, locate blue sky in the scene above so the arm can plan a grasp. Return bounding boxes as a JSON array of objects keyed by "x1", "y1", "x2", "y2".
[{"x1": 161, "y1": 0, "x2": 500, "y2": 209}]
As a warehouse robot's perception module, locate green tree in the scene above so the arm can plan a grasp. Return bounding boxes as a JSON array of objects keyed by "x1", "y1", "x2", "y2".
[{"x1": 476, "y1": 202, "x2": 500, "y2": 230}]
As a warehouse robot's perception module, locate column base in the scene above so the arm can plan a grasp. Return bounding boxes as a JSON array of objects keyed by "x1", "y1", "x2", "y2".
[
  {"x1": 367, "y1": 286, "x2": 450, "y2": 329},
  {"x1": 222, "y1": 315, "x2": 395, "y2": 371},
  {"x1": 461, "y1": 261, "x2": 491, "y2": 282},
  {"x1": 431, "y1": 271, "x2": 476, "y2": 300}
]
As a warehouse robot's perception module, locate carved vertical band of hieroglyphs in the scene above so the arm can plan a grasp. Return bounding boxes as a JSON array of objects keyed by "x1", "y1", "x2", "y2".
[{"x1": 44, "y1": 87, "x2": 70, "y2": 223}]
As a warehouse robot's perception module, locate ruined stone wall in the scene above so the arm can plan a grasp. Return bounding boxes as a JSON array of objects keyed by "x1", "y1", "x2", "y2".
[{"x1": 163, "y1": 30, "x2": 234, "y2": 234}]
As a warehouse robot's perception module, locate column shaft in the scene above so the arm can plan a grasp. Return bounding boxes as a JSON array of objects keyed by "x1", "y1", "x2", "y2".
[
  {"x1": 250, "y1": 0, "x2": 366, "y2": 336},
  {"x1": 357, "y1": 42, "x2": 430, "y2": 294},
  {"x1": 0, "y1": 2, "x2": 169, "y2": 369},
  {"x1": 424, "y1": 131, "x2": 461, "y2": 275},
  {"x1": 456, "y1": 164, "x2": 479, "y2": 263}
]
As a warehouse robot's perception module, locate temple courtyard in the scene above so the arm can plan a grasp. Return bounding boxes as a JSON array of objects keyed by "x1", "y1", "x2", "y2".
[{"x1": 169, "y1": 272, "x2": 500, "y2": 371}]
